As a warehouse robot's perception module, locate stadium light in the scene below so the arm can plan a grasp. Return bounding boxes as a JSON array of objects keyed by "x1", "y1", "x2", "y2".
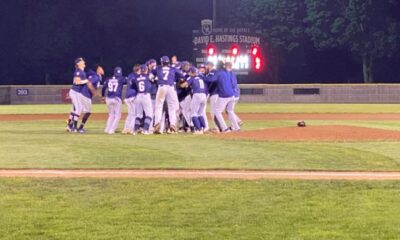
[
  {"x1": 251, "y1": 46, "x2": 259, "y2": 56},
  {"x1": 207, "y1": 45, "x2": 216, "y2": 56},
  {"x1": 255, "y1": 56, "x2": 262, "y2": 70},
  {"x1": 231, "y1": 45, "x2": 239, "y2": 56}
]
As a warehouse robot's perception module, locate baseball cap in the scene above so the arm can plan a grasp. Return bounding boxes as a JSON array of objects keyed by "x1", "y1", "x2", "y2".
[
  {"x1": 198, "y1": 64, "x2": 206, "y2": 69},
  {"x1": 189, "y1": 67, "x2": 198, "y2": 74},
  {"x1": 114, "y1": 67, "x2": 123, "y2": 77},
  {"x1": 140, "y1": 64, "x2": 148, "y2": 71},
  {"x1": 74, "y1": 57, "x2": 84, "y2": 64},
  {"x1": 160, "y1": 56, "x2": 170, "y2": 63},
  {"x1": 205, "y1": 61, "x2": 214, "y2": 66}
]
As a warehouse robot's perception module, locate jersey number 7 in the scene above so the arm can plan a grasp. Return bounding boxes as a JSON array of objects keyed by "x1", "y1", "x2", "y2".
[{"x1": 162, "y1": 69, "x2": 170, "y2": 81}]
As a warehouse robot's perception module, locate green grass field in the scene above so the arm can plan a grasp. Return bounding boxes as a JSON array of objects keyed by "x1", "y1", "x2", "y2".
[
  {"x1": 1, "y1": 103, "x2": 400, "y2": 239},
  {"x1": 1, "y1": 178, "x2": 400, "y2": 240},
  {"x1": 1, "y1": 104, "x2": 400, "y2": 170}
]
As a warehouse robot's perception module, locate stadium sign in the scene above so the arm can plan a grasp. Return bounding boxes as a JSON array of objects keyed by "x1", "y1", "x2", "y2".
[{"x1": 192, "y1": 19, "x2": 265, "y2": 80}]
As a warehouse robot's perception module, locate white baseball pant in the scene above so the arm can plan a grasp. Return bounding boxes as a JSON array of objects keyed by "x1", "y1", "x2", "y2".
[
  {"x1": 69, "y1": 89, "x2": 84, "y2": 120},
  {"x1": 154, "y1": 85, "x2": 179, "y2": 128},
  {"x1": 215, "y1": 96, "x2": 240, "y2": 131},
  {"x1": 124, "y1": 97, "x2": 136, "y2": 131},
  {"x1": 209, "y1": 94, "x2": 219, "y2": 129},
  {"x1": 105, "y1": 97, "x2": 122, "y2": 134}
]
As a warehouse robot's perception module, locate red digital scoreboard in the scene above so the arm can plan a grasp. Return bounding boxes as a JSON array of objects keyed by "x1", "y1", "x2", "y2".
[{"x1": 192, "y1": 19, "x2": 267, "y2": 83}]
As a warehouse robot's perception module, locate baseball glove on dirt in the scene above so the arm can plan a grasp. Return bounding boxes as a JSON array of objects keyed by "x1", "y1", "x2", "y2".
[{"x1": 297, "y1": 121, "x2": 306, "y2": 127}]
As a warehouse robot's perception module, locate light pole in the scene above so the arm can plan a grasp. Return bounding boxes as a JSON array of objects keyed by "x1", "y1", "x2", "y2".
[{"x1": 213, "y1": 0, "x2": 217, "y2": 27}]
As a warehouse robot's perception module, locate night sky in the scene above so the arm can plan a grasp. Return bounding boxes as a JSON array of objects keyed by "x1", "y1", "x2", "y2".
[
  {"x1": 0, "y1": 0, "x2": 212, "y2": 84},
  {"x1": 0, "y1": 0, "x2": 399, "y2": 84}
]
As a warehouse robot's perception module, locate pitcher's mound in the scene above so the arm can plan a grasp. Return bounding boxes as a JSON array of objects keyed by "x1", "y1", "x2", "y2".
[{"x1": 217, "y1": 125, "x2": 400, "y2": 141}]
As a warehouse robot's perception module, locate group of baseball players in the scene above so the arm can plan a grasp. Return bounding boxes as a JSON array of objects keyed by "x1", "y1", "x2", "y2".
[{"x1": 66, "y1": 56, "x2": 243, "y2": 135}]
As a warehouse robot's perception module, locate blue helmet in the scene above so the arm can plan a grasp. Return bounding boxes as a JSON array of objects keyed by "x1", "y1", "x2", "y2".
[
  {"x1": 114, "y1": 67, "x2": 122, "y2": 77},
  {"x1": 140, "y1": 64, "x2": 148, "y2": 72},
  {"x1": 189, "y1": 67, "x2": 198, "y2": 74},
  {"x1": 160, "y1": 56, "x2": 170, "y2": 64}
]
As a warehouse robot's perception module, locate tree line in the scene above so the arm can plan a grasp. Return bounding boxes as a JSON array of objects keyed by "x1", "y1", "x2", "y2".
[{"x1": 222, "y1": 0, "x2": 400, "y2": 83}]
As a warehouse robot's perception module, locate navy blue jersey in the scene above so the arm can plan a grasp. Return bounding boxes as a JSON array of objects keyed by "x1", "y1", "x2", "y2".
[
  {"x1": 126, "y1": 73, "x2": 138, "y2": 99},
  {"x1": 148, "y1": 69, "x2": 158, "y2": 99},
  {"x1": 71, "y1": 69, "x2": 87, "y2": 93},
  {"x1": 187, "y1": 76, "x2": 207, "y2": 94},
  {"x1": 156, "y1": 66, "x2": 184, "y2": 86},
  {"x1": 206, "y1": 69, "x2": 235, "y2": 98},
  {"x1": 177, "y1": 72, "x2": 191, "y2": 101},
  {"x1": 134, "y1": 74, "x2": 152, "y2": 94},
  {"x1": 171, "y1": 61, "x2": 181, "y2": 69},
  {"x1": 206, "y1": 70, "x2": 218, "y2": 96},
  {"x1": 81, "y1": 70, "x2": 101, "y2": 99},
  {"x1": 102, "y1": 76, "x2": 126, "y2": 99}
]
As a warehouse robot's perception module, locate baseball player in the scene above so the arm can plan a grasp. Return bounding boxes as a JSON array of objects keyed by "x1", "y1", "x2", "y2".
[
  {"x1": 66, "y1": 57, "x2": 96, "y2": 132},
  {"x1": 177, "y1": 61, "x2": 192, "y2": 132},
  {"x1": 153, "y1": 56, "x2": 184, "y2": 134},
  {"x1": 147, "y1": 59, "x2": 162, "y2": 133},
  {"x1": 77, "y1": 65, "x2": 104, "y2": 133},
  {"x1": 132, "y1": 65, "x2": 153, "y2": 135},
  {"x1": 171, "y1": 55, "x2": 181, "y2": 69},
  {"x1": 198, "y1": 64, "x2": 209, "y2": 132},
  {"x1": 183, "y1": 67, "x2": 207, "y2": 134},
  {"x1": 122, "y1": 65, "x2": 140, "y2": 134},
  {"x1": 101, "y1": 67, "x2": 126, "y2": 134},
  {"x1": 205, "y1": 61, "x2": 221, "y2": 132},
  {"x1": 206, "y1": 61, "x2": 240, "y2": 133}
]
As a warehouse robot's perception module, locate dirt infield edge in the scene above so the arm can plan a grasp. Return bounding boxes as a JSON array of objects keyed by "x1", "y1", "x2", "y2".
[{"x1": 1, "y1": 169, "x2": 400, "y2": 180}]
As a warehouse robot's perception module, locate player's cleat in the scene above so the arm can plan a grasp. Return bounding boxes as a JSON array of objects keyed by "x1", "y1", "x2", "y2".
[
  {"x1": 193, "y1": 130, "x2": 204, "y2": 135},
  {"x1": 131, "y1": 131, "x2": 137, "y2": 136},
  {"x1": 154, "y1": 123, "x2": 161, "y2": 134},
  {"x1": 169, "y1": 125, "x2": 177, "y2": 134},
  {"x1": 209, "y1": 128, "x2": 220, "y2": 134},
  {"x1": 142, "y1": 131, "x2": 151, "y2": 135},
  {"x1": 65, "y1": 120, "x2": 73, "y2": 132},
  {"x1": 65, "y1": 125, "x2": 72, "y2": 132},
  {"x1": 78, "y1": 128, "x2": 87, "y2": 134},
  {"x1": 122, "y1": 128, "x2": 133, "y2": 135},
  {"x1": 222, "y1": 128, "x2": 231, "y2": 133}
]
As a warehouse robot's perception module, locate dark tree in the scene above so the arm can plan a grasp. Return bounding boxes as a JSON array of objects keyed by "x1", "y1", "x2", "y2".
[
  {"x1": 304, "y1": 0, "x2": 400, "y2": 83},
  {"x1": 227, "y1": 0, "x2": 307, "y2": 83}
]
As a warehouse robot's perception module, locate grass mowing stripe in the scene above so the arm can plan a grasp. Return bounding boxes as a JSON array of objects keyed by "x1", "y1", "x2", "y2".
[
  {"x1": 2, "y1": 103, "x2": 400, "y2": 114},
  {"x1": 0, "y1": 179, "x2": 399, "y2": 239}
]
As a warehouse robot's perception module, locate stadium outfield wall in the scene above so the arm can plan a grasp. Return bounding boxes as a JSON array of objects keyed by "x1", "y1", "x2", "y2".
[{"x1": 1, "y1": 84, "x2": 400, "y2": 104}]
